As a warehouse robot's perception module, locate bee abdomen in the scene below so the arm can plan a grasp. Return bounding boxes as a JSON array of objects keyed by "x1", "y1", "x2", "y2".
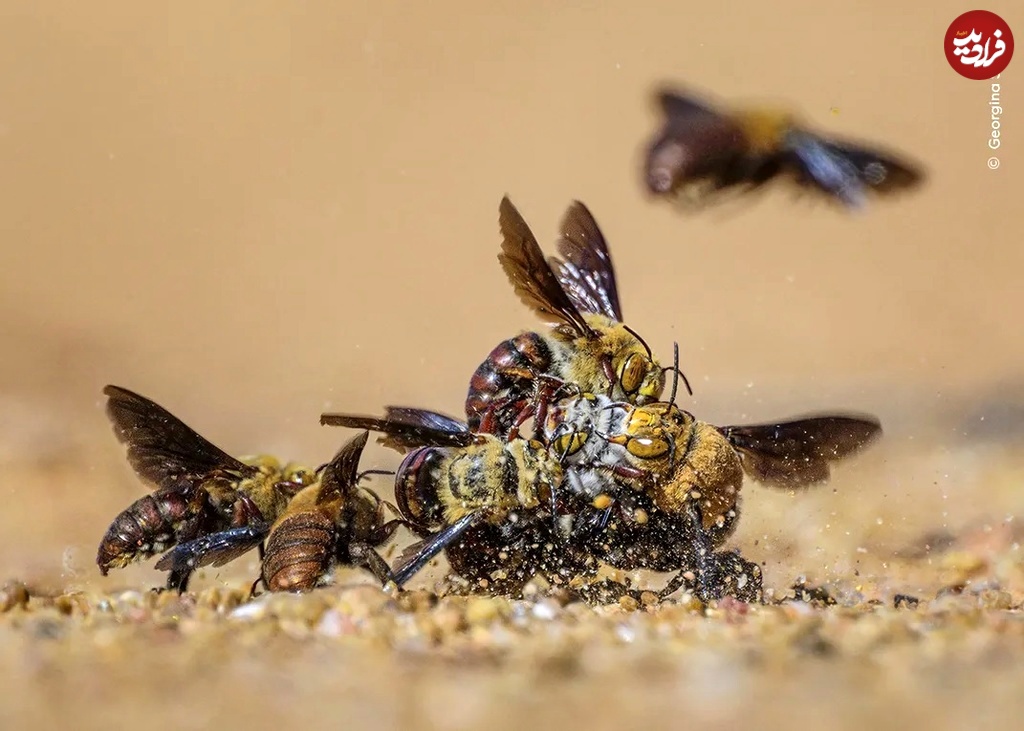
[
  {"x1": 466, "y1": 332, "x2": 552, "y2": 430},
  {"x1": 262, "y1": 511, "x2": 336, "y2": 592},
  {"x1": 96, "y1": 489, "x2": 200, "y2": 573},
  {"x1": 394, "y1": 448, "x2": 447, "y2": 530}
]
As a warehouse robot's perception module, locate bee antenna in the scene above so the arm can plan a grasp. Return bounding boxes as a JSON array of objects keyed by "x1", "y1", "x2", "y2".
[
  {"x1": 622, "y1": 324, "x2": 653, "y2": 361},
  {"x1": 662, "y1": 342, "x2": 693, "y2": 404},
  {"x1": 357, "y1": 468, "x2": 394, "y2": 483}
]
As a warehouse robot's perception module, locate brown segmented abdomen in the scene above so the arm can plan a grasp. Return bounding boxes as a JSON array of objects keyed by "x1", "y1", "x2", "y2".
[
  {"x1": 465, "y1": 330, "x2": 553, "y2": 434},
  {"x1": 96, "y1": 487, "x2": 204, "y2": 573},
  {"x1": 262, "y1": 511, "x2": 336, "y2": 592}
]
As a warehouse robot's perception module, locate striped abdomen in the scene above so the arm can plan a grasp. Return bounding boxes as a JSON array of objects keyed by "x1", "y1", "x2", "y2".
[
  {"x1": 465, "y1": 331, "x2": 553, "y2": 433},
  {"x1": 96, "y1": 487, "x2": 205, "y2": 574},
  {"x1": 261, "y1": 511, "x2": 336, "y2": 592}
]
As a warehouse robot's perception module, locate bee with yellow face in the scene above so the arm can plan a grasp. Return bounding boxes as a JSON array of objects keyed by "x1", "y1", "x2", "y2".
[
  {"x1": 465, "y1": 197, "x2": 666, "y2": 439},
  {"x1": 543, "y1": 370, "x2": 882, "y2": 602}
]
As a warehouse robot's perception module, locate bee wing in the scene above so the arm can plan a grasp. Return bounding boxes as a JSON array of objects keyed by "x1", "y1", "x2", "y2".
[
  {"x1": 815, "y1": 137, "x2": 924, "y2": 193},
  {"x1": 655, "y1": 89, "x2": 721, "y2": 119},
  {"x1": 719, "y1": 414, "x2": 881, "y2": 488},
  {"x1": 154, "y1": 522, "x2": 270, "y2": 574},
  {"x1": 321, "y1": 407, "x2": 475, "y2": 451},
  {"x1": 316, "y1": 431, "x2": 368, "y2": 504},
  {"x1": 104, "y1": 385, "x2": 257, "y2": 490},
  {"x1": 498, "y1": 196, "x2": 596, "y2": 338},
  {"x1": 548, "y1": 201, "x2": 624, "y2": 322},
  {"x1": 784, "y1": 130, "x2": 923, "y2": 208},
  {"x1": 389, "y1": 511, "x2": 485, "y2": 587}
]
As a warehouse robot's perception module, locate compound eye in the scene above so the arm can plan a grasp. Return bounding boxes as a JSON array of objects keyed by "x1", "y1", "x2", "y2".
[
  {"x1": 625, "y1": 435, "x2": 670, "y2": 460},
  {"x1": 618, "y1": 353, "x2": 648, "y2": 395},
  {"x1": 552, "y1": 431, "x2": 588, "y2": 458},
  {"x1": 289, "y1": 468, "x2": 315, "y2": 486}
]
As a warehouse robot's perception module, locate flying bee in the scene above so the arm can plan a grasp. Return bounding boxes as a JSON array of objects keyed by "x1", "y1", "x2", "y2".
[
  {"x1": 153, "y1": 432, "x2": 403, "y2": 593},
  {"x1": 644, "y1": 86, "x2": 924, "y2": 209},
  {"x1": 98, "y1": 385, "x2": 316, "y2": 592},
  {"x1": 321, "y1": 407, "x2": 600, "y2": 595},
  {"x1": 465, "y1": 196, "x2": 670, "y2": 439}
]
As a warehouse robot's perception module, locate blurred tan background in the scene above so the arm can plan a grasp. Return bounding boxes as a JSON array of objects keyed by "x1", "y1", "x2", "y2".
[{"x1": 0, "y1": 0, "x2": 1021, "y2": 593}]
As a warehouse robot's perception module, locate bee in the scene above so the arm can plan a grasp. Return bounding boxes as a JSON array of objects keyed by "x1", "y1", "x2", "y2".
[
  {"x1": 465, "y1": 196, "x2": 669, "y2": 439},
  {"x1": 98, "y1": 385, "x2": 315, "y2": 592},
  {"x1": 644, "y1": 86, "x2": 924, "y2": 209},
  {"x1": 321, "y1": 407, "x2": 600, "y2": 595},
  {"x1": 547, "y1": 370, "x2": 882, "y2": 602},
  {"x1": 153, "y1": 432, "x2": 402, "y2": 593}
]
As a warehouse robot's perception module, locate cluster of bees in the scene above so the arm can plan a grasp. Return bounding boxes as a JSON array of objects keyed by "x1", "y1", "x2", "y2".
[{"x1": 96, "y1": 87, "x2": 922, "y2": 604}]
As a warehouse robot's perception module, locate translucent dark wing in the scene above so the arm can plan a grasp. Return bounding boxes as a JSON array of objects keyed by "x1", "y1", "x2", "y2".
[
  {"x1": 720, "y1": 414, "x2": 882, "y2": 488},
  {"x1": 817, "y1": 137, "x2": 924, "y2": 193},
  {"x1": 317, "y1": 431, "x2": 368, "y2": 504},
  {"x1": 390, "y1": 511, "x2": 485, "y2": 587},
  {"x1": 497, "y1": 196, "x2": 596, "y2": 338},
  {"x1": 656, "y1": 89, "x2": 721, "y2": 120},
  {"x1": 104, "y1": 385, "x2": 257, "y2": 489},
  {"x1": 548, "y1": 201, "x2": 623, "y2": 322},
  {"x1": 782, "y1": 130, "x2": 868, "y2": 208},
  {"x1": 321, "y1": 406, "x2": 474, "y2": 451},
  {"x1": 154, "y1": 522, "x2": 270, "y2": 574},
  {"x1": 784, "y1": 129, "x2": 924, "y2": 208}
]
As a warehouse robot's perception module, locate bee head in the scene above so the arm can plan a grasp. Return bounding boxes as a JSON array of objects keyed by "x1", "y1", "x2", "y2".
[
  {"x1": 282, "y1": 463, "x2": 317, "y2": 487},
  {"x1": 617, "y1": 325, "x2": 664, "y2": 404}
]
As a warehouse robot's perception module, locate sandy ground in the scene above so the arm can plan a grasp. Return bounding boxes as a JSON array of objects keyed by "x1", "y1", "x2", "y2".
[{"x1": 1, "y1": 1, "x2": 1023, "y2": 730}]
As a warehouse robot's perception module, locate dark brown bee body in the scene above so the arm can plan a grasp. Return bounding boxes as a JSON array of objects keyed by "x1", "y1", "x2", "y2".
[
  {"x1": 466, "y1": 330, "x2": 555, "y2": 433},
  {"x1": 98, "y1": 385, "x2": 322, "y2": 592},
  {"x1": 97, "y1": 487, "x2": 208, "y2": 574},
  {"x1": 261, "y1": 510, "x2": 336, "y2": 592}
]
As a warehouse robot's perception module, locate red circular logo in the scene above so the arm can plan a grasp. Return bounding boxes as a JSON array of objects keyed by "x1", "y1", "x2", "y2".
[{"x1": 945, "y1": 11, "x2": 1014, "y2": 79}]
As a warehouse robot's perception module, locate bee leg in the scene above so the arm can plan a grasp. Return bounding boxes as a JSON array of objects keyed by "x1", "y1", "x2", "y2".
[
  {"x1": 599, "y1": 355, "x2": 617, "y2": 396},
  {"x1": 507, "y1": 396, "x2": 545, "y2": 441},
  {"x1": 658, "y1": 570, "x2": 693, "y2": 600},
  {"x1": 165, "y1": 567, "x2": 192, "y2": 594},
  {"x1": 530, "y1": 375, "x2": 574, "y2": 440},
  {"x1": 716, "y1": 551, "x2": 763, "y2": 603},
  {"x1": 477, "y1": 395, "x2": 523, "y2": 437},
  {"x1": 371, "y1": 518, "x2": 404, "y2": 546},
  {"x1": 548, "y1": 483, "x2": 564, "y2": 542},
  {"x1": 609, "y1": 463, "x2": 649, "y2": 482},
  {"x1": 683, "y1": 501, "x2": 726, "y2": 604},
  {"x1": 350, "y1": 543, "x2": 394, "y2": 585},
  {"x1": 232, "y1": 494, "x2": 266, "y2": 527},
  {"x1": 247, "y1": 576, "x2": 262, "y2": 601}
]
